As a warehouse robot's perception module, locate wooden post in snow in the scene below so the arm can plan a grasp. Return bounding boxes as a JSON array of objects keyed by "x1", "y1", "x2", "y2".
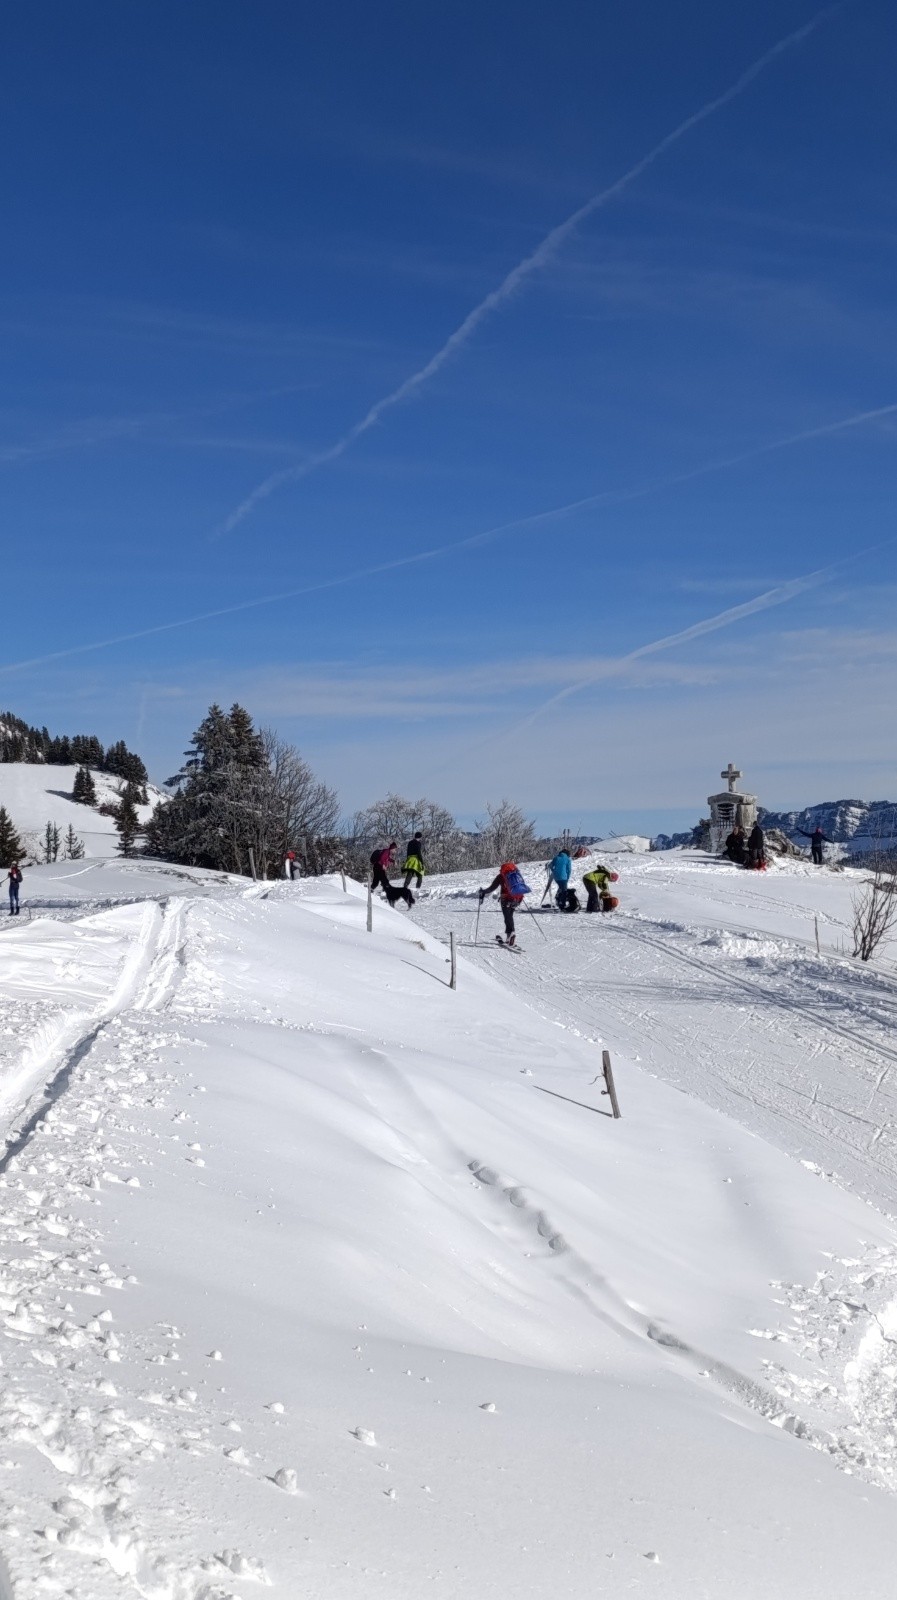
[
  {"x1": 341, "y1": 869, "x2": 347, "y2": 893},
  {"x1": 367, "y1": 885, "x2": 373, "y2": 933},
  {"x1": 449, "y1": 931, "x2": 457, "y2": 990},
  {"x1": 815, "y1": 914, "x2": 820, "y2": 956},
  {"x1": 602, "y1": 1049, "x2": 621, "y2": 1119}
]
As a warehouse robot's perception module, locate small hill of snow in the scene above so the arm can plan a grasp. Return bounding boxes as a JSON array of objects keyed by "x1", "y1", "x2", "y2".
[
  {"x1": 1, "y1": 858, "x2": 897, "y2": 1594},
  {"x1": 0, "y1": 762, "x2": 165, "y2": 859}
]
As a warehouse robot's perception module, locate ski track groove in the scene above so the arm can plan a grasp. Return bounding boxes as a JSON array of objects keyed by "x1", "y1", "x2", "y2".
[{"x1": 0, "y1": 899, "x2": 187, "y2": 1174}]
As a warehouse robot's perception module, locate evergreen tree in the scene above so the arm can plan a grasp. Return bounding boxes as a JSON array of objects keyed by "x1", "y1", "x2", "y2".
[
  {"x1": 116, "y1": 790, "x2": 141, "y2": 857},
  {"x1": 63, "y1": 824, "x2": 84, "y2": 860},
  {"x1": 43, "y1": 821, "x2": 60, "y2": 863},
  {"x1": 72, "y1": 766, "x2": 97, "y2": 805},
  {"x1": 0, "y1": 806, "x2": 23, "y2": 867}
]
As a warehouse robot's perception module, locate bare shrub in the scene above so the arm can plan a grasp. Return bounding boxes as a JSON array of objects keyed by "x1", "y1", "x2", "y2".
[{"x1": 851, "y1": 851, "x2": 897, "y2": 961}]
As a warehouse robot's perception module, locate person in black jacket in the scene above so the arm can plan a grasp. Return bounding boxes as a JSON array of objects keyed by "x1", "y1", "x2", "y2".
[
  {"x1": 799, "y1": 825, "x2": 830, "y2": 866},
  {"x1": 7, "y1": 862, "x2": 22, "y2": 915},
  {"x1": 725, "y1": 825, "x2": 746, "y2": 864},
  {"x1": 747, "y1": 822, "x2": 765, "y2": 870}
]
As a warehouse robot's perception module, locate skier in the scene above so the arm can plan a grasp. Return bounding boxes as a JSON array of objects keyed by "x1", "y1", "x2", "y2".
[
  {"x1": 479, "y1": 861, "x2": 529, "y2": 947},
  {"x1": 582, "y1": 864, "x2": 619, "y2": 912},
  {"x1": 370, "y1": 842, "x2": 397, "y2": 895},
  {"x1": 799, "y1": 825, "x2": 830, "y2": 866},
  {"x1": 7, "y1": 862, "x2": 22, "y2": 916},
  {"x1": 725, "y1": 824, "x2": 746, "y2": 864},
  {"x1": 403, "y1": 832, "x2": 425, "y2": 891},
  {"x1": 547, "y1": 847, "x2": 573, "y2": 910},
  {"x1": 747, "y1": 821, "x2": 766, "y2": 870}
]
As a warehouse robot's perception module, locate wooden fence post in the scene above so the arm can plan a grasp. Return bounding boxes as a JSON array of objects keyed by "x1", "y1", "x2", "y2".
[
  {"x1": 367, "y1": 885, "x2": 373, "y2": 932},
  {"x1": 602, "y1": 1049, "x2": 621, "y2": 1119},
  {"x1": 341, "y1": 870, "x2": 347, "y2": 893},
  {"x1": 449, "y1": 931, "x2": 457, "y2": 989}
]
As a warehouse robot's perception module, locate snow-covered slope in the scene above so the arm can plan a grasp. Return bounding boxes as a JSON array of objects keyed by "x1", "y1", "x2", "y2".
[
  {"x1": 1, "y1": 856, "x2": 897, "y2": 1597},
  {"x1": 0, "y1": 763, "x2": 164, "y2": 859}
]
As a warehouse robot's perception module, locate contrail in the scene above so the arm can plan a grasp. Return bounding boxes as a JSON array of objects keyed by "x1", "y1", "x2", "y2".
[
  {"x1": 0, "y1": 391, "x2": 888, "y2": 680},
  {"x1": 216, "y1": 4, "x2": 840, "y2": 539},
  {"x1": 500, "y1": 540, "x2": 896, "y2": 744}
]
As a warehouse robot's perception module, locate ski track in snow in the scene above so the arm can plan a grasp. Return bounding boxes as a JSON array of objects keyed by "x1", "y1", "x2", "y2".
[{"x1": 0, "y1": 887, "x2": 274, "y2": 1597}]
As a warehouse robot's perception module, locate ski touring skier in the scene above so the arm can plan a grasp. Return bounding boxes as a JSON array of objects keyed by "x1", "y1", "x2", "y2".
[
  {"x1": 370, "y1": 842, "x2": 397, "y2": 895},
  {"x1": 547, "y1": 847, "x2": 573, "y2": 910},
  {"x1": 582, "y1": 864, "x2": 619, "y2": 913},
  {"x1": 479, "y1": 861, "x2": 530, "y2": 947},
  {"x1": 7, "y1": 862, "x2": 22, "y2": 916},
  {"x1": 403, "y1": 832, "x2": 425, "y2": 891}
]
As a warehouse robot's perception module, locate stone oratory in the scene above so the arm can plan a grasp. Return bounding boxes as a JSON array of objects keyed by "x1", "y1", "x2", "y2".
[{"x1": 707, "y1": 763, "x2": 758, "y2": 855}]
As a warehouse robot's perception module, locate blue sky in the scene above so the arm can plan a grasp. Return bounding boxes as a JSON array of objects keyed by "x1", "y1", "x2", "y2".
[{"x1": 2, "y1": 0, "x2": 896, "y2": 833}]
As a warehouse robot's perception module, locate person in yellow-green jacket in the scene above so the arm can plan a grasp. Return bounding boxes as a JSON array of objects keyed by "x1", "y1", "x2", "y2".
[
  {"x1": 583, "y1": 863, "x2": 619, "y2": 913},
  {"x1": 403, "y1": 831, "x2": 425, "y2": 891}
]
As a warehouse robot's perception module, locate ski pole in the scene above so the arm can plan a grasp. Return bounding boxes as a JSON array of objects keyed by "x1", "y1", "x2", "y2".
[
  {"x1": 524, "y1": 898, "x2": 548, "y2": 940},
  {"x1": 474, "y1": 891, "x2": 484, "y2": 944}
]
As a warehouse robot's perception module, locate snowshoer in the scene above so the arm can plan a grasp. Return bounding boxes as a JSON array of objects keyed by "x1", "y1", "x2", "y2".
[
  {"x1": 747, "y1": 822, "x2": 766, "y2": 870},
  {"x1": 479, "y1": 861, "x2": 530, "y2": 946},
  {"x1": 370, "y1": 843, "x2": 397, "y2": 895},
  {"x1": 583, "y1": 864, "x2": 619, "y2": 913},
  {"x1": 725, "y1": 825, "x2": 746, "y2": 865},
  {"x1": 548, "y1": 848, "x2": 573, "y2": 910},
  {"x1": 403, "y1": 832, "x2": 425, "y2": 890},
  {"x1": 7, "y1": 862, "x2": 22, "y2": 915},
  {"x1": 799, "y1": 825, "x2": 830, "y2": 866}
]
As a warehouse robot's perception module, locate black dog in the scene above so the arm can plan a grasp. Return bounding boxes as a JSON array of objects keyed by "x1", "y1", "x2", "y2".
[{"x1": 383, "y1": 883, "x2": 415, "y2": 909}]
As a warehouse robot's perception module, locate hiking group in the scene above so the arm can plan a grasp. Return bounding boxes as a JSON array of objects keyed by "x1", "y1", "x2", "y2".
[
  {"x1": 724, "y1": 821, "x2": 767, "y2": 870},
  {"x1": 369, "y1": 833, "x2": 424, "y2": 908},
  {"x1": 477, "y1": 852, "x2": 620, "y2": 948}
]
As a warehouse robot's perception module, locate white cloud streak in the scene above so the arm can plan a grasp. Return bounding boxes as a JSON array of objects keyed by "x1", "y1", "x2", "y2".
[{"x1": 216, "y1": 5, "x2": 839, "y2": 539}]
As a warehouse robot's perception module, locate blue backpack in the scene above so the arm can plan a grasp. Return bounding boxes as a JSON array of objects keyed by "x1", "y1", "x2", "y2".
[{"x1": 501, "y1": 866, "x2": 530, "y2": 899}]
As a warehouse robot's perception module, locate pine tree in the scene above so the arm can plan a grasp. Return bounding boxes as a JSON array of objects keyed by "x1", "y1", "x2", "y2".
[
  {"x1": 116, "y1": 790, "x2": 140, "y2": 857},
  {"x1": 63, "y1": 824, "x2": 84, "y2": 860},
  {"x1": 43, "y1": 821, "x2": 60, "y2": 863},
  {"x1": 72, "y1": 765, "x2": 97, "y2": 805},
  {"x1": 0, "y1": 806, "x2": 23, "y2": 868}
]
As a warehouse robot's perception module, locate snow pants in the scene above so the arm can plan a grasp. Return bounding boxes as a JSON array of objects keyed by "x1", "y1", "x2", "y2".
[
  {"x1": 811, "y1": 844, "x2": 823, "y2": 865},
  {"x1": 500, "y1": 896, "x2": 519, "y2": 939},
  {"x1": 371, "y1": 864, "x2": 392, "y2": 894},
  {"x1": 8, "y1": 883, "x2": 19, "y2": 914}
]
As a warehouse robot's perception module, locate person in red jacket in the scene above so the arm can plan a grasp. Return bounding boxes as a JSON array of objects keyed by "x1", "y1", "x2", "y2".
[
  {"x1": 369, "y1": 842, "x2": 397, "y2": 894},
  {"x1": 479, "y1": 862, "x2": 526, "y2": 945}
]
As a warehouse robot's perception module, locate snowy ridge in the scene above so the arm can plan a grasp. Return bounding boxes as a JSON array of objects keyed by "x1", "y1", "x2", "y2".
[{"x1": 0, "y1": 857, "x2": 897, "y2": 1594}]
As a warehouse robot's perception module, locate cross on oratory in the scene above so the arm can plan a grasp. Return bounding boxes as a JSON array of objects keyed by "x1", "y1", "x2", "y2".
[{"x1": 721, "y1": 762, "x2": 742, "y2": 794}]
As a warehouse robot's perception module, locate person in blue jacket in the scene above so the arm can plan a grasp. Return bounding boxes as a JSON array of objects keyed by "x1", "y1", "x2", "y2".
[{"x1": 548, "y1": 848, "x2": 573, "y2": 910}]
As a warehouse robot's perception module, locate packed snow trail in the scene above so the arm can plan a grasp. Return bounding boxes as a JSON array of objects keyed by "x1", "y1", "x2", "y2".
[{"x1": 1, "y1": 862, "x2": 897, "y2": 1596}]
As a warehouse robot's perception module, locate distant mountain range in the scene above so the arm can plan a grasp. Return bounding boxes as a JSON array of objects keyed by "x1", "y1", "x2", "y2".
[{"x1": 654, "y1": 799, "x2": 897, "y2": 856}]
